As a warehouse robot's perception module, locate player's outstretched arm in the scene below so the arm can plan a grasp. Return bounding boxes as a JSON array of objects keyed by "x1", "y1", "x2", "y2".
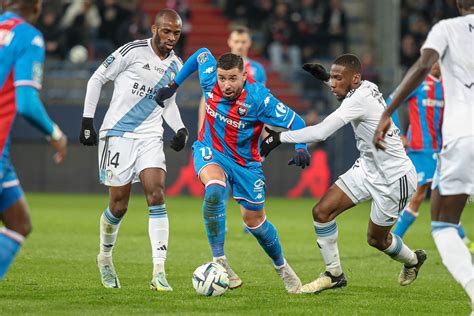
[
  {"x1": 373, "y1": 49, "x2": 438, "y2": 150},
  {"x1": 155, "y1": 48, "x2": 213, "y2": 108},
  {"x1": 16, "y1": 86, "x2": 67, "y2": 163}
]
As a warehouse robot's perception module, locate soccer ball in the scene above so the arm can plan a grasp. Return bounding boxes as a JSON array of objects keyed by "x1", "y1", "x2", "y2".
[
  {"x1": 69, "y1": 45, "x2": 88, "y2": 64},
  {"x1": 192, "y1": 262, "x2": 229, "y2": 296}
]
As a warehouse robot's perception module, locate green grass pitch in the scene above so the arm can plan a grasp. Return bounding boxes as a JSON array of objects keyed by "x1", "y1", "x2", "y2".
[{"x1": 1, "y1": 193, "x2": 472, "y2": 315}]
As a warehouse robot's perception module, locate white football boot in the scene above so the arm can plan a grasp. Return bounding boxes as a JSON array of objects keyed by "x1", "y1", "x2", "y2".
[
  {"x1": 275, "y1": 260, "x2": 302, "y2": 294},
  {"x1": 97, "y1": 255, "x2": 120, "y2": 289},
  {"x1": 150, "y1": 272, "x2": 173, "y2": 292},
  {"x1": 399, "y1": 249, "x2": 427, "y2": 286},
  {"x1": 301, "y1": 271, "x2": 347, "y2": 294},
  {"x1": 213, "y1": 257, "x2": 243, "y2": 289}
]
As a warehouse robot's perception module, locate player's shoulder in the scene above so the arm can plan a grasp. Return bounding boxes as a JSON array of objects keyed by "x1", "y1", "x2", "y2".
[
  {"x1": 244, "y1": 80, "x2": 269, "y2": 104},
  {"x1": 117, "y1": 38, "x2": 150, "y2": 57}
]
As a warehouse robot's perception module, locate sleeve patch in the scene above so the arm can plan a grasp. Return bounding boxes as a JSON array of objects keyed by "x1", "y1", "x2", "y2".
[
  {"x1": 32, "y1": 62, "x2": 43, "y2": 84},
  {"x1": 197, "y1": 52, "x2": 208, "y2": 64},
  {"x1": 102, "y1": 55, "x2": 115, "y2": 68}
]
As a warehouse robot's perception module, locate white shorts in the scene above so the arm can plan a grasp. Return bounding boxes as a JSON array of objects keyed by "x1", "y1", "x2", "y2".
[
  {"x1": 98, "y1": 136, "x2": 166, "y2": 186},
  {"x1": 432, "y1": 136, "x2": 474, "y2": 196},
  {"x1": 335, "y1": 160, "x2": 417, "y2": 227}
]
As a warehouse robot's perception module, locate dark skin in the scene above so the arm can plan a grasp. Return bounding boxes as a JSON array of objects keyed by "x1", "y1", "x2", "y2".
[
  {"x1": 109, "y1": 10, "x2": 181, "y2": 217},
  {"x1": 315, "y1": 63, "x2": 397, "y2": 251},
  {"x1": 373, "y1": 0, "x2": 474, "y2": 226}
]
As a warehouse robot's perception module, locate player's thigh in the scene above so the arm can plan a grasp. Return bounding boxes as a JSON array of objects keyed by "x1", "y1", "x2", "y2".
[
  {"x1": 98, "y1": 137, "x2": 136, "y2": 186},
  {"x1": 369, "y1": 167, "x2": 417, "y2": 227},
  {"x1": 314, "y1": 183, "x2": 356, "y2": 222},
  {"x1": 430, "y1": 188, "x2": 468, "y2": 224},
  {"x1": 437, "y1": 136, "x2": 474, "y2": 196},
  {"x1": 192, "y1": 142, "x2": 226, "y2": 185}
]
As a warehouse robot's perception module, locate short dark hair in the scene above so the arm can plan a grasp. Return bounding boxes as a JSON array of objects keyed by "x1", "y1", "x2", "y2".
[
  {"x1": 217, "y1": 53, "x2": 244, "y2": 71},
  {"x1": 155, "y1": 8, "x2": 181, "y2": 27},
  {"x1": 230, "y1": 25, "x2": 250, "y2": 36},
  {"x1": 334, "y1": 54, "x2": 362, "y2": 74}
]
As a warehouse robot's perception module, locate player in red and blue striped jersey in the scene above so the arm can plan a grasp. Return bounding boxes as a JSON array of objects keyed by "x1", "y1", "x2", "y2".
[
  {"x1": 390, "y1": 63, "x2": 470, "y2": 245},
  {"x1": 0, "y1": 0, "x2": 67, "y2": 280},
  {"x1": 156, "y1": 48, "x2": 310, "y2": 293}
]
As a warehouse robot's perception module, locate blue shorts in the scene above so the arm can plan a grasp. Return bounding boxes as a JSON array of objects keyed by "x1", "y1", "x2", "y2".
[
  {"x1": 192, "y1": 141, "x2": 265, "y2": 211},
  {"x1": 0, "y1": 159, "x2": 24, "y2": 213},
  {"x1": 408, "y1": 151, "x2": 438, "y2": 186}
]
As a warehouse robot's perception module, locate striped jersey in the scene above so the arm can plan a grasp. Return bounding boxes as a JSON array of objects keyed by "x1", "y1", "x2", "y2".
[
  {"x1": 245, "y1": 58, "x2": 266, "y2": 84},
  {"x1": 0, "y1": 12, "x2": 46, "y2": 156},
  {"x1": 196, "y1": 50, "x2": 298, "y2": 167},
  {"x1": 389, "y1": 74, "x2": 444, "y2": 152},
  {"x1": 95, "y1": 38, "x2": 183, "y2": 139}
]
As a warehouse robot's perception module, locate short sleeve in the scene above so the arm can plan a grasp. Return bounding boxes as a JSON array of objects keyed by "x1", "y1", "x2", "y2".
[
  {"x1": 95, "y1": 47, "x2": 129, "y2": 82},
  {"x1": 421, "y1": 21, "x2": 447, "y2": 58},
  {"x1": 14, "y1": 29, "x2": 44, "y2": 90},
  {"x1": 196, "y1": 50, "x2": 217, "y2": 91}
]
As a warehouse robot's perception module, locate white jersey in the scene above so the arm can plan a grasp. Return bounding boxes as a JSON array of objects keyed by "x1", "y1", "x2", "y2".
[
  {"x1": 421, "y1": 14, "x2": 474, "y2": 144},
  {"x1": 85, "y1": 38, "x2": 184, "y2": 139},
  {"x1": 281, "y1": 80, "x2": 413, "y2": 184}
]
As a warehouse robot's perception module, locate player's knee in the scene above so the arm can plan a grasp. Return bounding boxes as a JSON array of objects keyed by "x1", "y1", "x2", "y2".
[
  {"x1": 366, "y1": 232, "x2": 387, "y2": 250},
  {"x1": 312, "y1": 203, "x2": 333, "y2": 223},
  {"x1": 11, "y1": 219, "x2": 32, "y2": 237},
  {"x1": 204, "y1": 183, "x2": 226, "y2": 211},
  {"x1": 243, "y1": 211, "x2": 265, "y2": 228},
  {"x1": 145, "y1": 186, "x2": 165, "y2": 206}
]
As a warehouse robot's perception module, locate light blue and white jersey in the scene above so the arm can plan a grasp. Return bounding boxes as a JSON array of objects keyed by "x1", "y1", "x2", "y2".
[{"x1": 95, "y1": 38, "x2": 183, "y2": 139}]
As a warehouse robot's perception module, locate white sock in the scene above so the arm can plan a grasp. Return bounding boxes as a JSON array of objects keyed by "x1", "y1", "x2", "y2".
[
  {"x1": 314, "y1": 220, "x2": 342, "y2": 276},
  {"x1": 383, "y1": 233, "x2": 417, "y2": 266},
  {"x1": 433, "y1": 227, "x2": 474, "y2": 301},
  {"x1": 149, "y1": 204, "x2": 169, "y2": 275},
  {"x1": 99, "y1": 208, "x2": 122, "y2": 258}
]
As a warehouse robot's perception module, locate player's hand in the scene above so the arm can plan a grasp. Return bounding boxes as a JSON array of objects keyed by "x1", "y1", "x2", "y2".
[
  {"x1": 155, "y1": 81, "x2": 178, "y2": 108},
  {"x1": 288, "y1": 148, "x2": 311, "y2": 169},
  {"x1": 170, "y1": 127, "x2": 189, "y2": 152},
  {"x1": 373, "y1": 111, "x2": 391, "y2": 151},
  {"x1": 50, "y1": 134, "x2": 67, "y2": 164},
  {"x1": 302, "y1": 63, "x2": 330, "y2": 82},
  {"x1": 80, "y1": 117, "x2": 98, "y2": 146},
  {"x1": 260, "y1": 127, "x2": 281, "y2": 157}
]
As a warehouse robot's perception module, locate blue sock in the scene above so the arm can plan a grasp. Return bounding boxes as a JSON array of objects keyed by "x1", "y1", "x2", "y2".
[
  {"x1": 0, "y1": 228, "x2": 24, "y2": 280},
  {"x1": 457, "y1": 223, "x2": 466, "y2": 239},
  {"x1": 247, "y1": 218, "x2": 284, "y2": 267},
  {"x1": 393, "y1": 209, "x2": 417, "y2": 238},
  {"x1": 203, "y1": 181, "x2": 227, "y2": 258}
]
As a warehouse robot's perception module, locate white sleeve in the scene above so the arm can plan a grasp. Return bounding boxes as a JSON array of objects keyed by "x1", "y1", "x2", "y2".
[
  {"x1": 421, "y1": 21, "x2": 447, "y2": 58},
  {"x1": 280, "y1": 111, "x2": 346, "y2": 144},
  {"x1": 82, "y1": 47, "x2": 130, "y2": 118},
  {"x1": 162, "y1": 94, "x2": 185, "y2": 133},
  {"x1": 82, "y1": 75, "x2": 105, "y2": 118}
]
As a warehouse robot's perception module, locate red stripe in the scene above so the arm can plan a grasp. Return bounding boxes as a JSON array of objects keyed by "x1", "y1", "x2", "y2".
[
  {"x1": 224, "y1": 91, "x2": 247, "y2": 166},
  {"x1": 408, "y1": 97, "x2": 423, "y2": 150},
  {"x1": 425, "y1": 77, "x2": 438, "y2": 150},
  {"x1": 0, "y1": 17, "x2": 23, "y2": 48},
  {"x1": 250, "y1": 122, "x2": 263, "y2": 162},
  {"x1": 205, "y1": 83, "x2": 224, "y2": 153},
  {"x1": 0, "y1": 71, "x2": 17, "y2": 154}
]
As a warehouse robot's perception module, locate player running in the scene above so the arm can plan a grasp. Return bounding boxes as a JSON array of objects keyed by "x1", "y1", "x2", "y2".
[
  {"x1": 79, "y1": 9, "x2": 188, "y2": 291},
  {"x1": 374, "y1": 0, "x2": 474, "y2": 313},
  {"x1": 0, "y1": 0, "x2": 67, "y2": 280},
  {"x1": 155, "y1": 47, "x2": 311, "y2": 293},
  {"x1": 261, "y1": 55, "x2": 426, "y2": 294},
  {"x1": 390, "y1": 64, "x2": 474, "y2": 250}
]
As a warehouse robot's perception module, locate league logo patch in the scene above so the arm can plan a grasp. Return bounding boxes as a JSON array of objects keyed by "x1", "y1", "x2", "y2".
[
  {"x1": 32, "y1": 62, "x2": 43, "y2": 85},
  {"x1": 203, "y1": 154, "x2": 213, "y2": 161},
  {"x1": 237, "y1": 106, "x2": 248, "y2": 117},
  {"x1": 102, "y1": 55, "x2": 115, "y2": 68},
  {"x1": 106, "y1": 170, "x2": 113, "y2": 181},
  {"x1": 197, "y1": 52, "x2": 208, "y2": 64}
]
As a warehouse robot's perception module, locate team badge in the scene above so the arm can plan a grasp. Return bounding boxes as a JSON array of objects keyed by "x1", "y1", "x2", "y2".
[
  {"x1": 203, "y1": 154, "x2": 213, "y2": 161},
  {"x1": 237, "y1": 106, "x2": 248, "y2": 117},
  {"x1": 197, "y1": 52, "x2": 208, "y2": 64},
  {"x1": 102, "y1": 55, "x2": 115, "y2": 68}
]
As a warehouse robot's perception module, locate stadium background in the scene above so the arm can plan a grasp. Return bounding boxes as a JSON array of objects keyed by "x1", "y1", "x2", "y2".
[{"x1": 5, "y1": 0, "x2": 459, "y2": 197}]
